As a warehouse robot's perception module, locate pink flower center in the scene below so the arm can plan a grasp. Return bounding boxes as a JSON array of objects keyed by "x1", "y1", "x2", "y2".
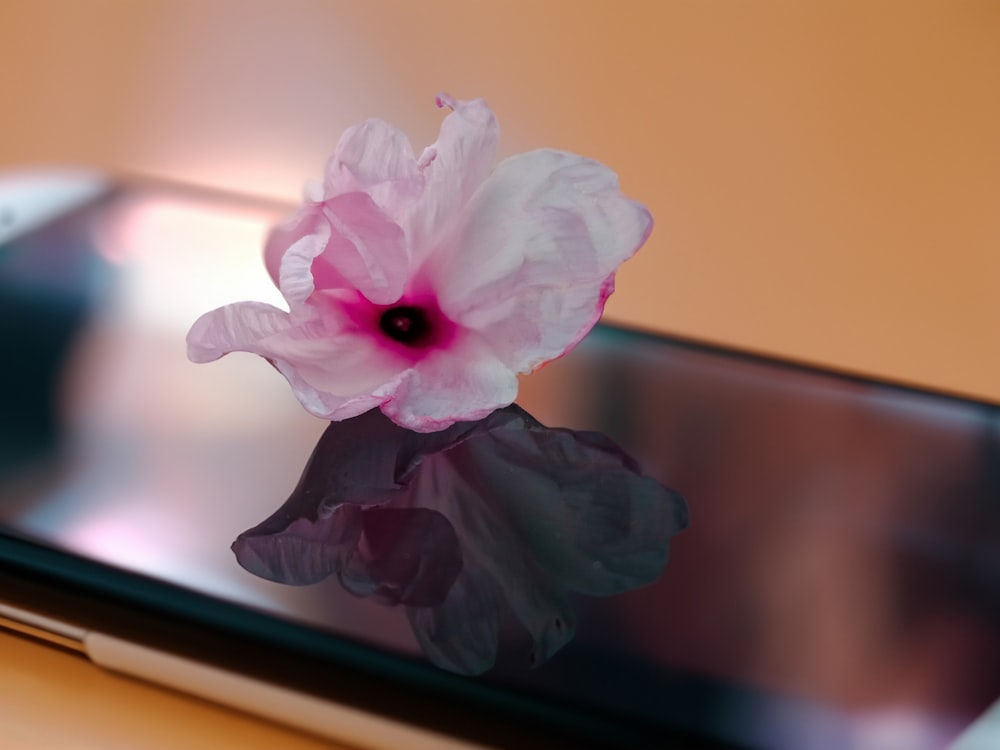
[
  {"x1": 369, "y1": 294, "x2": 458, "y2": 360},
  {"x1": 379, "y1": 306, "x2": 431, "y2": 346},
  {"x1": 319, "y1": 288, "x2": 458, "y2": 361}
]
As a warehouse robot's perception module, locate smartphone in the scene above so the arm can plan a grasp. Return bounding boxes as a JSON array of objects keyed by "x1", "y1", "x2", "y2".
[{"x1": 0, "y1": 169, "x2": 998, "y2": 750}]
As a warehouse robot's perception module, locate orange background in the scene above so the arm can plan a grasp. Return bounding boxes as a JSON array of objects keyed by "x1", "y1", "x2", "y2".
[{"x1": 0, "y1": 2, "x2": 998, "y2": 747}]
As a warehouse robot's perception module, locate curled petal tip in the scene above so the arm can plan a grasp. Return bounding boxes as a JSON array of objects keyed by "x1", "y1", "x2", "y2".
[
  {"x1": 435, "y1": 93, "x2": 457, "y2": 110},
  {"x1": 303, "y1": 178, "x2": 325, "y2": 204},
  {"x1": 417, "y1": 145, "x2": 437, "y2": 168}
]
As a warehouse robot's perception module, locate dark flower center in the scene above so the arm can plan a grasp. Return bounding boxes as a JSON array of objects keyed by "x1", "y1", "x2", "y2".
[{"x1": 379, "y1": 306, "x2": 431, "y2": 346}]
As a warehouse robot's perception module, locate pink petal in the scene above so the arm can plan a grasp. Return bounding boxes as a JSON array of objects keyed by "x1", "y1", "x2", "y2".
[
  {"x1": 273, "y1": 209, "x2": 331, "y2": 306},
  {"x1": 380, "y1": 333, "x2": 518, "y2": 432},
  {"x1": 325, "y1": 118, "x2": 419, "y2": 192},
  {"x1": 275, "y1": 193, "x2": 409, "y2": 307},
  {"x1": 263, "y1": 205, "x2": 317, "y2": 289},
  {"x1": 267, "y1": 120, "x2": 419, "y2": 293},
  {"x1": 186, "y1": 301, "x2": 294, "y2": 363},
  {"x1": 188, "y1": 299, "x2": 411, "y2": 421},
  {"x1": 427, "y1": 149, "x2": 652, "y2": 373},
  {"x1": 405, "y1": 96, "x2": 499, "y2": 260},
  {"x1": 314, "y1": 192, "x2": 409, "y2": 304},
  {"x1": 428, "y1": 95, "x2": 498, "y2": 206},
  {"x1": 261, "y1": 321, "x2": 411, "y2": 421},
  {"x1": 324, "y1": 118, "x2": 423, "y2": 216}
]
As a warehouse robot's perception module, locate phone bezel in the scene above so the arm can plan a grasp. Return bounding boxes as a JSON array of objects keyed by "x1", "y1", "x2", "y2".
[{"x1": 0, "y1": 528, "x2": 739, "y2": 749}]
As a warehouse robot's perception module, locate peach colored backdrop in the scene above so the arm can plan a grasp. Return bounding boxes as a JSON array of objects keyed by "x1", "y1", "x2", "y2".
[{"x1": 2, "y1": 0, "x2": 998, "y2": 401}]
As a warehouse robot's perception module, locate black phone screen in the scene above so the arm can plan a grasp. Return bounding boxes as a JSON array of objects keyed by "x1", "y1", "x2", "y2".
[{"x1": 1, "y1": 180, "x2": 998, "y2": 750}]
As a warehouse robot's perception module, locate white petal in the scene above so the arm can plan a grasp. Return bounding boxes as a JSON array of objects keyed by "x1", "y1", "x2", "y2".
[
  {"x1": 260, "y1": 319, "x2": 411, "y2": 421},
  {"x1": 315, "y1": 192, "x2": 409, "y2": 304},
  {"x1": 277, "y1": 194, "x2": 409, "y2": 307},
  {"x1": 324, "y1": 119, "x2": 424, "y2": 219},
  {"x1": 186, "y1": 301, "x2": 293, "y2": 363},
  {"x1": 325, "y1": 119, "x2": 419, "y2": 191},
  {"x1": 190, "y1": 298, "x2": 410, "y2": 421},
  {"x1": 405, "y1": 96, "x2": 499, "y2": 259},
  {"x1": 428, "y1": 96, "x2": 498, "y2": 206},
  {"x1": 428, "y1": 149, "x2": 652, "y2": 372},
  {"x1": 276, "y1": 210, "x2": 331, "y2": 307},
  {"x1": 263, "y1": 204, "x2": 320, "y2": 289},
  {"x1": 380, "y1": 333, "x2": 518, "y2": 432}
]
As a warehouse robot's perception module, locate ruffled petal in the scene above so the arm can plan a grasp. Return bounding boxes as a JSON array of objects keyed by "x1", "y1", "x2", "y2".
[
  {"x1": 314, "y1": 192, "x2": 409, "y2": 304},
  {"x1": 324, "y1": 118, "x2": 424, "y2": 219},
  {"x1": 273, "y1": 208, "x2": 331, "y2": 306},
  {"x1": 325, "y1": 118, "x2": 419, "y2": 192},
  {"x1": 380, "y1": 333, "x2": 518, "y2": 432},
  {"x1": 263, "y1": 205, "x2": 319, "y2": 290},
  {"x1": 270, "y1": 357, "x2": 391, "y2": 422},
  {"x1": 405, "y1": 96, "x2": 499, "y2": 260},
  {"x1": 186, "y1": 301, "x2": 294, "y2": 363},
  {"x1": 428, "y1": 149, "x2": 652, "y2": 372},
  {"x1": 263, "y1": 324, "x2": 410, "y2": 421},
  {"x1": 275, "y1": 194, "x2": 409, "y2": 307},
  {"x1": 190, "y1": 299, "x2": 410, "y2": 421},
  {"x1": 427, "y1": 95, "x2": 499, "y2": 205}
]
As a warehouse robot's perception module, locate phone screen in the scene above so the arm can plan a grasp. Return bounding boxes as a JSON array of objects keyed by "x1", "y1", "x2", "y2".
[{"x1": 1, "y1": 179, "x2": 998, "y2": 750}]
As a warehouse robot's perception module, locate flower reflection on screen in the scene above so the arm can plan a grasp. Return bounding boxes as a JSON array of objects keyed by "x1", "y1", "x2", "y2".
[{"x1": 233, "y1": 405, "x2": 687, "y2": 675}]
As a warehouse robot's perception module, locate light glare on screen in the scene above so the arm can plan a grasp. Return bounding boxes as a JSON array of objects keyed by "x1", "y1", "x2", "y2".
[{"x1": 94, "y1": 195, "x2": 285, "y2": 332}]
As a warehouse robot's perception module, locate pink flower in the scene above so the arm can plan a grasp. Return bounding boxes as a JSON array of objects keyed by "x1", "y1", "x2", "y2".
[{"x1": 187, "y1": 94, "x2": 652, "y2": 432}]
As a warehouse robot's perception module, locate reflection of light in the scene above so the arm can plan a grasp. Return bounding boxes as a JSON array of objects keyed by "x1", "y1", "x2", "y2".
[
  {"x1": 866, "y1": 387, "x2": 985, "y2": 433},
  {"x1": 950, "y1": 698, "x2": 1000, "y2": 750},
  {"x1": 0, "y1": 168, "x2": 108, "y2": 244},
  {"x1": 68, "y1": 512, "x2": 172, "y2": 574},
  {"x1": 849, "y1": 709, "x2": 961, "y2": 750},
  {"x1": 718, "y1": 695, "x2": 960, "y2": 750},
  {"x1": 717, "y1": 692, "x2": 847, "y2": 750},
  {"x1": 61, "y1": 491, "x2": 255, "y2": 603},
  {"x1": 95, "y1": 196, "x2": 286, "y2": 332}
]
